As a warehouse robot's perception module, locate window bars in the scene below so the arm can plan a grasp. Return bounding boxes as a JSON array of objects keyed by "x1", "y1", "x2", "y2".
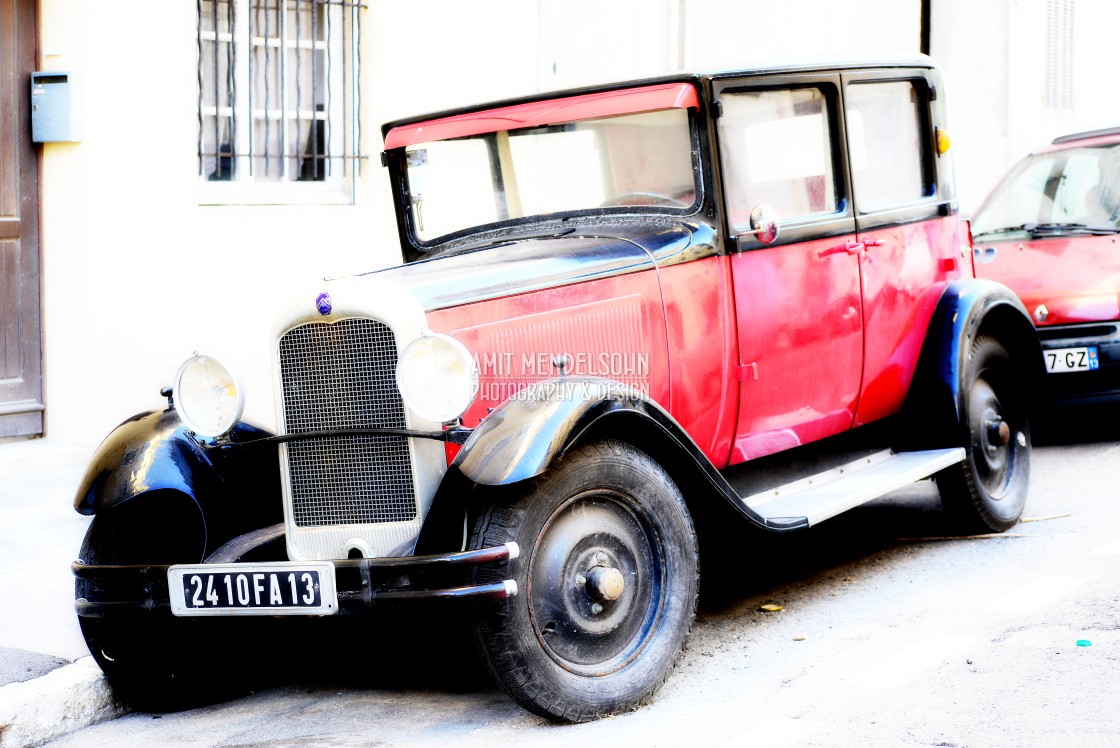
[
  {"x1": 1045, "y1": 0, "x2": 1075, "y2": 111},
  {"x1": 198, "y1": 0, "x2": 363, "y2": 189}
]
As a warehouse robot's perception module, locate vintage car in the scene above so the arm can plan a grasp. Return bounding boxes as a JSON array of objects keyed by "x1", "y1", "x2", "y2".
[
  {"x1": 74, "y1": 56, "x2": 1041, "y2": 722},
  {"x1": 971, "y1": 127, "x2": 1120, "y2": 406}
]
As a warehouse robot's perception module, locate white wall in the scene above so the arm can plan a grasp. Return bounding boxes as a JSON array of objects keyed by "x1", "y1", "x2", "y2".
[
  {"x1": 39, "y1": 0, "x2": 1108, "y2": 446},
  {"x1": 935, "y1": 0, "x2": 1120, "y2": 212},
  {"x1": 38, "y1": 0, "x2": 389, "y2": 444}
]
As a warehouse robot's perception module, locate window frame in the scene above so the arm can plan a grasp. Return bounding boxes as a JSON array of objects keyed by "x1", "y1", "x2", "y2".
[
  {"x1": 401, "y1": 109, "x2": 701, "y2": 245},
  {"x1": 196, "y1": 0, "x2": 362, "y2": 206},
  {"x1": 711, "y1": 72, "x2": 855, "y2": 252},
  {"x1": 839, "y1": 70, "x2": 943, "y2": 232}
]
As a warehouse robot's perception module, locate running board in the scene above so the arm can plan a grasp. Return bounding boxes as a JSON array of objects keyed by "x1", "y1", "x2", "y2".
[{"x1": 741, "y1": 448, "x2": 965, "y2": 527}]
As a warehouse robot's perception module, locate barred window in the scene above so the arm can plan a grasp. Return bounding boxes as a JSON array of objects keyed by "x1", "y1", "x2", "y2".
[
  {"x1": 198, "y1": 0, "x2": 362, "y2": 202},
  {"x1": 1045, "y1": 0, "x2": 1075, "y2": 111}
]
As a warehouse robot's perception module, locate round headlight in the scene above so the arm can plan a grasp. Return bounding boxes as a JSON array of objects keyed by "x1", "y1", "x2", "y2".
[
  {"x1": 171, "y1": 354, "x2": 245, "y2": 438},
  {"x1": 395, "y1": 333, "x2": 479, "y2": 423}
]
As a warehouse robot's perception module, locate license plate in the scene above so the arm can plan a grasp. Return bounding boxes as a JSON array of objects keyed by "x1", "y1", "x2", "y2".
[
  {"x1": 1045, "y1": 346, "x2": 1100, "y2": 373},
  {"x1": 169, "y1": 562, "x2": 337, "y2": 617}
]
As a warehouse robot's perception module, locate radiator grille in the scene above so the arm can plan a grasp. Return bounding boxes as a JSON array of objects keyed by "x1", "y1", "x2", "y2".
[{"x1": 279, "y1": 318, "x2": 417, "y2": 527}]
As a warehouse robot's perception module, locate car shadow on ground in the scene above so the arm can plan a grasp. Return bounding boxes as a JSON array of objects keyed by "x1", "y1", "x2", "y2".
[
  {"x1": 224, "y1": 481, "x2": 960, "y2": 706},
  {"x1": 695, "y1": 479, "x2": 951, "y2": 612}
]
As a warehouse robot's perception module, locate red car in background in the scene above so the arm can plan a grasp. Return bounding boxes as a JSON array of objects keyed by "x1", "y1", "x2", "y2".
[{"x1": 971, "y1": 127, "x2": 1120, "y2": 405}]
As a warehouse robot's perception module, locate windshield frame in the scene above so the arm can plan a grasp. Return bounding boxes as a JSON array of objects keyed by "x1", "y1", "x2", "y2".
[{"x1": 383, "y1": 81, "x2": 707, "y2": 258}]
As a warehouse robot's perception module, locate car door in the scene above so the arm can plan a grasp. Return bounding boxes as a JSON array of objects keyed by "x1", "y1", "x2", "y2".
[
  {"x1": 713, "y1": 74, "x2": 864, "y2": 463},
  {"x1": 841, "y1": 70, "x2": 965, "y2": 426}
]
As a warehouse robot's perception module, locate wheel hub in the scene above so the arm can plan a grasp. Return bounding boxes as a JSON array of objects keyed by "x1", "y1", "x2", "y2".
[
  {"x1": 986, "y1": 419, "x2": 1011, "y2": 448},
  {"x1": 969, "y1": 377, "x2": 1016, "y2": 498},
  {"x1": 527, "y1": 493, "x2": 664, "y2": 675},
  {"x1": 586, "y1": 565, "x2": 625, "y2": 602}
]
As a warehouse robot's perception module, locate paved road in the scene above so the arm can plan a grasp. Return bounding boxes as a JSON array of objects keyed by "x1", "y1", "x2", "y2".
[{"x1": 48, "y1": 415, "x2": 1120, "y2": 747}]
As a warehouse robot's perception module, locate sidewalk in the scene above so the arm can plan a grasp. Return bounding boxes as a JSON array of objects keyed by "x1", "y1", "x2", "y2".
[{"x1": 0, "y1": 438, "x2": 124, "y2": 747}]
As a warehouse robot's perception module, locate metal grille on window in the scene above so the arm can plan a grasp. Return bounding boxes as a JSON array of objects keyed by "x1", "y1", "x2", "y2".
[
  {"x1": 199, "y1": 0, "x2": 236, "y2": 181},
  {"x1": 1045, "y1": 0, "x2": 1075, "y2": 111},
  {"x1": 252, "y1": 0, "x2": 326, "y2": 181},
  {"x1": 197, "y1": 0, "x2": 364, "y2": 189}
]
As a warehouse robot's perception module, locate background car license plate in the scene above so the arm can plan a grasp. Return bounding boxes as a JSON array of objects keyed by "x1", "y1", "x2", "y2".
[
  {"x1": 169, "y1": 561, "x2": 337, "y2": 617},
  {"x1": 1045, "y1": 346, "x2": 1099, "y2": 373}
]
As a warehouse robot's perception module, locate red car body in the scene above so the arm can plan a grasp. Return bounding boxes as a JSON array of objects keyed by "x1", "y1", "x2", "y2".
[{"x1": 389, "y1": 73, "x2": 970, "y2": 467}]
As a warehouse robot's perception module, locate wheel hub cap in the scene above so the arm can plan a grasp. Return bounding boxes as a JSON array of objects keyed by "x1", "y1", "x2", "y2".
[
  {"x1": 587, "y1": 566, "x2": 625, "y2": 602},
  {"x1": 527, "y1": 493, "x2": 664, "y2": 676},
  {"x1": 986, "y1": 419, "x2": 1011, "y2": 447}
]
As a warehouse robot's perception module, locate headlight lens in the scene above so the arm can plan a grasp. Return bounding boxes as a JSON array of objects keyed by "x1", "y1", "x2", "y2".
[
  {"x1": 395, "y1": 333, "x2": 478, "y2": 423},
  {"x1": 172, "y1": 354, "x2": 245, "y2": 438}
]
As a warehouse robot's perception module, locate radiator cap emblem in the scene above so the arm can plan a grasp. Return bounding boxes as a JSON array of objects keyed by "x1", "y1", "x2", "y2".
[{"x1": 315, "y1": 292, "x2": 332, "y2": 316}]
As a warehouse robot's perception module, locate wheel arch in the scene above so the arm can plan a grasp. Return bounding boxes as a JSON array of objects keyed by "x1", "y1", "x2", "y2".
[
  {"x1": 74, "y1": 408, "x2": 284, "y2": 560},
  {"x1": 416, "y1": 378, "x2": 794, "y2": 555},
  {"x1": 904, "y1": 279, "x2": 1042, "y2": 447}
]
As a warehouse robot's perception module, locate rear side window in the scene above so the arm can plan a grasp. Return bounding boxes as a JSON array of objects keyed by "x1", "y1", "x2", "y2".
[
  {"x1": 845, "y1": 81, "x2": 931, "y2": 211},
  {"x1": 718, "y1": 87, "x2": 840, "y2": 229}
]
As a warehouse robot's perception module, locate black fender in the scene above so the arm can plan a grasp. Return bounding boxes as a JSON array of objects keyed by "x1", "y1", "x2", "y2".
[
  {"x1": 904, "y1": 278, "x2": 1042, "y2": 447},
  {"x1": 74, "y1": 408, "x2": 284, "y2": 561},
  {"x1": 415, "y1": 378, "x2": 802, "y2": 555}
]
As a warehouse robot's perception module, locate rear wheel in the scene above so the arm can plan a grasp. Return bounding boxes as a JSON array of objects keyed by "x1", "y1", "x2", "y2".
[
  {"x1": 937, "y1": 336, "x2": 1031, "y2": 532},
  {"x1": 470, "y1": 440, "x2": 698, "y2": 722}
]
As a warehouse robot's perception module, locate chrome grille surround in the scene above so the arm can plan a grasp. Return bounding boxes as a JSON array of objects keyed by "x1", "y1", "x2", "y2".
[
  {"x1": 273, "y1": 279, "x2": 448, "y2": 562},
  {"x1": 279, "y1": 318, "x2": 418, "y2": 528}
]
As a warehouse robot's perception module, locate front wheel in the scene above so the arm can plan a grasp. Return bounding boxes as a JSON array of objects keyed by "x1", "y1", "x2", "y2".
[
  {"x1": 937, "y1": 335, "x2": 1031, "y2": 532},
  {"x1": 76, "y1": 506, "x2": 248, "y2": 711},
  {"x1": 470, "y1": 440, "x2": 699, "y2": 722}
]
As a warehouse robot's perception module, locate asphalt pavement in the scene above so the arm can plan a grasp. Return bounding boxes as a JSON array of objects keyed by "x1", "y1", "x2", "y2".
[{"x1": 0, "y1": 438, "x2": 123, "y2": 748}]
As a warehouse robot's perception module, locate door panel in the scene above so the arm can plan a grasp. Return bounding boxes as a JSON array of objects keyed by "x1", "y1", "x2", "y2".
[
  {"x1": 0, "y1": 0, "x2": 44, "y2": 437},
  {"x1": 842, "y1": 72, "x2": 962, "y2": 426},
  {"x1": 852, "y1": 216, "x2": 958, "y2": 426},
  {"x1": 713, "y1": 75, "x2": 862, "y2": 463},
  {"x1": 731, "y1": 236, "x2": 863, "y2": 461}
]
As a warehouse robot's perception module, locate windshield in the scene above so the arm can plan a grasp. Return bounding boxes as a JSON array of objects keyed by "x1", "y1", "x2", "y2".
[
  {"x1": 400, "y1": 108, "x2": 698, "y2": 243},
  {"x1": 973, "y1": 143, "x2": 1120, "y2": 237}
]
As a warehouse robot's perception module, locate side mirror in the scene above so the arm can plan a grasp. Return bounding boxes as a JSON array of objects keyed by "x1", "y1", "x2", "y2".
[{"x1": 747, "y1": 204, "x2": 780, "y2": 245}]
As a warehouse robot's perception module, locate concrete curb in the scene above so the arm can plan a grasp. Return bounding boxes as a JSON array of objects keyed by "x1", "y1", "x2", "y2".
[{"x1": 0, "y1": 658, "x2": 123, "y2": 748}]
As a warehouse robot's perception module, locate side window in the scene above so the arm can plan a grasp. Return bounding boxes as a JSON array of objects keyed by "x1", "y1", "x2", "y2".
[
  {"x1": 845, "y1": 81, "x2": 931, "y2": 211},
  {"x1": 718, "y1": 87, "x2": 839, "y2": 230}
]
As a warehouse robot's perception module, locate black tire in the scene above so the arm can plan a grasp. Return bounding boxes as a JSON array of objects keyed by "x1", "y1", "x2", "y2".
[
  {"x1": 936, "y1": 335, "x2": 1031, "y2": 532},
  {"x1": 76, "y1": 509, "x2": 248, "y2": 711},
  {"x1": 469, "y1": 440, "x2": 699, "y2": 722}
]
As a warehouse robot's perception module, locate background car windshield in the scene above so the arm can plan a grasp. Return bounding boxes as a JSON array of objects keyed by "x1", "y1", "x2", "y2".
[
  {"x1": 404, "y1": 108, "x2": 696, "y2": 242},
  {"x1": 973, "y1": 144, "x2": 1120, "y2": 235}
]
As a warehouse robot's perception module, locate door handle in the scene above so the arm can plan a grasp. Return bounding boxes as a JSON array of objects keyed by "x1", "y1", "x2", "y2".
[
  {"x1": 845, "y1": 242, "x2": 865, "y2": 255},
  {"x1": 862, "y1": 239, "x2": 884, "y2": 248}
]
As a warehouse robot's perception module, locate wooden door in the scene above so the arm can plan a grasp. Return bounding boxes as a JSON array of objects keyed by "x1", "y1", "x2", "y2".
[{"x1": 0, "y1": 0, "x2": 43, "y2": 438}]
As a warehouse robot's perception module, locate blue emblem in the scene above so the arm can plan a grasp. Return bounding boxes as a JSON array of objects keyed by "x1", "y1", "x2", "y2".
[{"x1": 315, "y1": 292, "x2": 332, "y2": 316}]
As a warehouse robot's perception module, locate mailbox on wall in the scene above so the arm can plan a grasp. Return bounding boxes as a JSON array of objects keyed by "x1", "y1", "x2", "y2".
[{"x1": 31, "y1": 72, "x2": 79, "y2": 143}]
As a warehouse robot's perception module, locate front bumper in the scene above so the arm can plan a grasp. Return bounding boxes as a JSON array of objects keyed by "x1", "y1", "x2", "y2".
[
  {"x1": 1038, "y1": 322, "x2": 1120, "y2": 405},
  {"x1": 74, "y1": 542, "x2": 519, "y2": 619}
]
